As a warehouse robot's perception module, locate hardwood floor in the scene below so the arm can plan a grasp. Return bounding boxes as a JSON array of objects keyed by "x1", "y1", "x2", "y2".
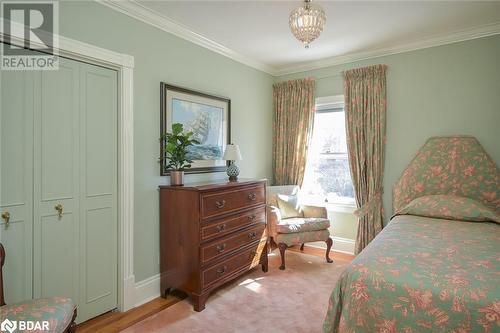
[
  {"x1": 76, "y1": 247, "x2": 354, "y2": 332},
  {"x1": 288, "y1": 244, "x2": 355, "y2": 262},
  {"x1": 76, "y1": 293, "x2": 185, "y2": 333}
]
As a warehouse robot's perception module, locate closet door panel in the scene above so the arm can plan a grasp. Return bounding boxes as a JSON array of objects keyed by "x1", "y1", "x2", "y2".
[
  {"x1": 0, "y1": 222, "x2": 29, "y2": 303},
  {"x1": 84, "y1": 69, "x2": 116, "y2": 197},
  {"x1": 0, "y1": 69, "x2": 34, "y2": 303},
  {"x1": 40, "y1": 211, "x2": 77, "y2": 299},
  {"x1": 33, "y1": 58, "x2": 80, "y2": 303},
  {"x1": 85, "y1": 207, "x2": 113, "y2": 300},
  {"x1": 79, "y1": 62, "x2": 118, "y2": 321},
  {"x1": 2, "y1": 55, "x2": 118, "y2": 322},
  {"x1": 0, "y1": 72, "x2": 32, "y2": 204},
  {"x1": 40, "y1": 64, "x2": 76, "y2": 200}
]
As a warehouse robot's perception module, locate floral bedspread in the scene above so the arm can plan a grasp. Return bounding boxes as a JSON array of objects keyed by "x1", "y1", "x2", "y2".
[{"x1": 323, "y1": 215, "x2": 500, "y2": 333}]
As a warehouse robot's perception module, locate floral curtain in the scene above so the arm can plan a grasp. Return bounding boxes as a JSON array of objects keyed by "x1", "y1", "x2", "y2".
[
  {"x1": 343, "y1": 65, "x2": 387, "y2": 254},
  {"x1": 272, "y1": 78, "x2": 316, "y2": 186}
]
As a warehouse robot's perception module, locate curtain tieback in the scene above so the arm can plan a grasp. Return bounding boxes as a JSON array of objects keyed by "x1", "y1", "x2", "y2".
[{"x1": 354, "y1": 191, "x2": 383, "y2": 218}]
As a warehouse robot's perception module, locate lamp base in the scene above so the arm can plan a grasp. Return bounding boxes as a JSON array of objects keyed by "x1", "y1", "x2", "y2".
[{"x1": 226, "y1": 162, "x2": 240, "y2": 182}]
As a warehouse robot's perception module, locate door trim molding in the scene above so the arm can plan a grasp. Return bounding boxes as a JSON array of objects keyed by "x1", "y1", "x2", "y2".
[{"x1": 1, "y1": 27, "x2": 136, "y2": 311}]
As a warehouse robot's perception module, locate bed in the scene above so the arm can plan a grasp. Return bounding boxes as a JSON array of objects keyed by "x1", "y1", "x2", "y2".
[{"x1": 323, "y1": 136, "x2": 500, "y2": 333}]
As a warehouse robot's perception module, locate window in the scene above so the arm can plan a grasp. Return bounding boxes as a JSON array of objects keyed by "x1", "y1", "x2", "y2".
[{"x1": 301, "y1": 98, "x2": 355, "y2": 206}]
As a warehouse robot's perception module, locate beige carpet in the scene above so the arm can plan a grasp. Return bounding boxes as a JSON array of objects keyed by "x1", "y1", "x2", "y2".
[{"x1": 123, "y1": 251, "x2": 349, "y2": 333}]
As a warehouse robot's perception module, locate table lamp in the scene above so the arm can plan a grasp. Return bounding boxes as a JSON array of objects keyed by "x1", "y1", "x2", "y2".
[{"x1": 223, "y1": 144, "x2": 242, "y2": 181}]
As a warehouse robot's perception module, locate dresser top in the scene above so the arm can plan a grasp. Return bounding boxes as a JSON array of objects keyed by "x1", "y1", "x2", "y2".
[{"x1": 159, "y1": 178, "x2": 267, "y2": 191}]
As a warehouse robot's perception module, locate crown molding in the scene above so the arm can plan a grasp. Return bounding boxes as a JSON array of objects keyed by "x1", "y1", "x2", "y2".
[
  {"x1": 95, "y1": 0, "x2": 275, "y2": 74},
  {"x1": 95, "y1": 1, "x2": 500, "y2": 77},
  {"x1": 274, "y1": 21, "x2": 500, "y2": 76}
]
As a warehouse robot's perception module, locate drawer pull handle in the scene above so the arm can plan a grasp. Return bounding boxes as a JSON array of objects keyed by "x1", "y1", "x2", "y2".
[
  {"x1": 247, "y1": 193, "x2": 257, "y2": 201},
  {"x1": 248, "y1": 214, "x2": 256, "y2": 221},
  {"x1": 216, "y1": 266, "x2": 227, "y2": 276},
  {"x1": 216, "y1": 243, "x2": 226, "y2": 253},
  {"x1": 215, "y1": 200, "x2": 226, "y2": 209},
  {"x1": 216, "y1": 224, "x2": 226, "y2": 233},
  {"x1": 248, "y1": 231, "x2": 257, "y2": 240}
]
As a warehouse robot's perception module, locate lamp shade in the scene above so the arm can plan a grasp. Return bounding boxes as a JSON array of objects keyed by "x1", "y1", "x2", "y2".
[{"x1": 223, "y1": 144, "x2": 242, "y2": 161}]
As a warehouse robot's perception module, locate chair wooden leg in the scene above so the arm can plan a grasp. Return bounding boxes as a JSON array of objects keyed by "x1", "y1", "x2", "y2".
[
  {"x1": 268, "y1": 237, "x2": 277, "y2": 252},
  {"x1": 300, "y1": 243, "x2": 305, "y2": 251},
  {"x1": 278, "y1": 243, "x2": 287, "y2": 270},
  {"x1": 261, "y1": 242, "x2": 269, "y2": 272},
  {"x1": 64, "y1": 308, "x2": 77, "y2": 333},
  {"x1": 325, "y1": 238, "x2": 333, "y2": 263}
]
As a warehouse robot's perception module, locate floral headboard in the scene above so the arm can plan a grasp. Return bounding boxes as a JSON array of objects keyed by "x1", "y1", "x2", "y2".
[{"x1": 393, "y1": 136, "x2": 500, "y2": 214}]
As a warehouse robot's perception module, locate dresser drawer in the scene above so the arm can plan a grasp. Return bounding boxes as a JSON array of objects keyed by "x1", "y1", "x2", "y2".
[
  {"x1": 201, "y1": 207, "x2": 265, "y2": 242},
  {"x1": 201, "y1": 184, "x2": 265, "y2": 219},
  {"x1": 201, "y1": 223, "x2": 266, "y2": 264},
  {"x1": 201, "y1": 242, "x2": 265, "y2": 289}
]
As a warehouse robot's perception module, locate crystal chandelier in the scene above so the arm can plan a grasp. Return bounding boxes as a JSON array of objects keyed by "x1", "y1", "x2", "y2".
[{"x1": 289, "y1": 0, "x2": 326, "y2": 48}]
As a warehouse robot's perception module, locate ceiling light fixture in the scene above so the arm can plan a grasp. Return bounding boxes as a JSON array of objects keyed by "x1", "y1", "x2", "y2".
[{"x1": 289, "y1": 0, "x2": 326, "y2": 48}]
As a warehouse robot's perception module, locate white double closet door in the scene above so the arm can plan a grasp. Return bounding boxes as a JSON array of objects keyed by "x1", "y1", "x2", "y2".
[{"x1": 0, "y1": 50, "x2": 118, "y2": 323}]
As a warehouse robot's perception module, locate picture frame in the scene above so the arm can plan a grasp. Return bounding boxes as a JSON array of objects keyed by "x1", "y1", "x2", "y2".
[{"x1": 160, "y1": 83, "x2": 231, "y2": 175}]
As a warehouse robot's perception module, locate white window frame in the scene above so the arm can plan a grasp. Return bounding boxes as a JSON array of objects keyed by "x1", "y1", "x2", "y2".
[{"x1": 315, "y1": 95, "x2": 344, "y2": 110}]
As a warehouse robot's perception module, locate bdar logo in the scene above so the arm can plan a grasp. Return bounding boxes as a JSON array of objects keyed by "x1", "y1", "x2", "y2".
[{"x1": 0, "y1": 319, "x2": 17, "y2": 333}]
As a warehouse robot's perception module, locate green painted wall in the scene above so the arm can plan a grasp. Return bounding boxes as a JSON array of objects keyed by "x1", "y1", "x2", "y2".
[
  {"x1": 277, "y1": 35, "x2": 500, "y2": 228},
  {"x1": 58, "y1": 1, "x2": 273, "y2": 282},
  {"x1": 57, "y1": 1, "x2": 500, "y2": 278},
  {"x1": 309, "y1": 210, "x2": 357, "y2": 250},
  {"x1": 328, "y1": 211, "x2": 358, "y2": 240}
]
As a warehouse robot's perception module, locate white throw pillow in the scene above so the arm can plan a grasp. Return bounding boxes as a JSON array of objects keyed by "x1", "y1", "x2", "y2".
[{"x1": 276, "y1": 194, "x2": 304, "y2": 219}]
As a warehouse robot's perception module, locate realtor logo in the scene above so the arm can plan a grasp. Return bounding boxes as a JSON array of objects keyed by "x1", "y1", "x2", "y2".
[
  {"x1": 0, "y1": 318, "x2": 50, "y2": 332},
  {"x1": 1, "y1": 1, "x2": 59, "y2": 70},
  {"x1": 0, "y1": 319, "x2": 16, "y2": 333}
]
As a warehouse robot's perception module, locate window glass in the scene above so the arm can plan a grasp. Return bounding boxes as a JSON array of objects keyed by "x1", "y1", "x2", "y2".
[{"x1": 301, "y1": 105, "x2": 355, "y2": 204}]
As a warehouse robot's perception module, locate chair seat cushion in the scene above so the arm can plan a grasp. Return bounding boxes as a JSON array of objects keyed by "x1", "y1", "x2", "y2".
[
  {"x1": 275, "y1": 229, "x2": 330, "y2": 246},
  {"x1": 0, "y1": 297, "x2": 76, "y2": 333},
  {"x1": 276, "y1": 217, "x2": 330, "y2": 234}
]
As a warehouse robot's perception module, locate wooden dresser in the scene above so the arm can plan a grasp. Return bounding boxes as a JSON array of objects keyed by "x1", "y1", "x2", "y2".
[{"x1": 159, "y1": 179, "x2": 268, "y2": 311}]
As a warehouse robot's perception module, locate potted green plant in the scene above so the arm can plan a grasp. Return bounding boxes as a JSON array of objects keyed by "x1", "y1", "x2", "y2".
[{"x1": 160, "y1": 123, "x2": 200, "y2": 186}]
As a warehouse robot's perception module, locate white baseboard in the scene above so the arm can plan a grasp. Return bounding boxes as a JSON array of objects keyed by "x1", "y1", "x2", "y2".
[
  {"x1": 308, "y1": 237, "x2": 356, "y2": 255},
  {"x1": 134, "y1": 274, "x2": 161, "y2": 307},
  {"x1": 121, "y1": 275, "x2": 137, "y2": 311},
  {"x1": 332, "y1": 237, "x2": 356, "y2": 255}
]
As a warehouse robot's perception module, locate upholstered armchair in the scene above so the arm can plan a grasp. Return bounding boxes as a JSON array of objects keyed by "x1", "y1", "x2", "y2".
[
  {"x1": 267, "y1": 186, "x2": 333, "y2": 270},
  {"x1": 0, "y1": 243, "x2": 77, "y2": 332}
]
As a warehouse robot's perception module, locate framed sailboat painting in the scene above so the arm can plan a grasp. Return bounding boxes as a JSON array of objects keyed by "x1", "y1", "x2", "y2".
[{"x1": 160, "y1": 83, "x2": 231, "y2": 175}]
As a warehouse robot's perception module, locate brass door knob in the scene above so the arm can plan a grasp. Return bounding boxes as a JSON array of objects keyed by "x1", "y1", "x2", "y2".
[
  {"x1": 1, "y1": 211, "x2": 10, "y2": 229},
  {"x1": 54, "y1": 204, "x2": 63, "y2": 219}
]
